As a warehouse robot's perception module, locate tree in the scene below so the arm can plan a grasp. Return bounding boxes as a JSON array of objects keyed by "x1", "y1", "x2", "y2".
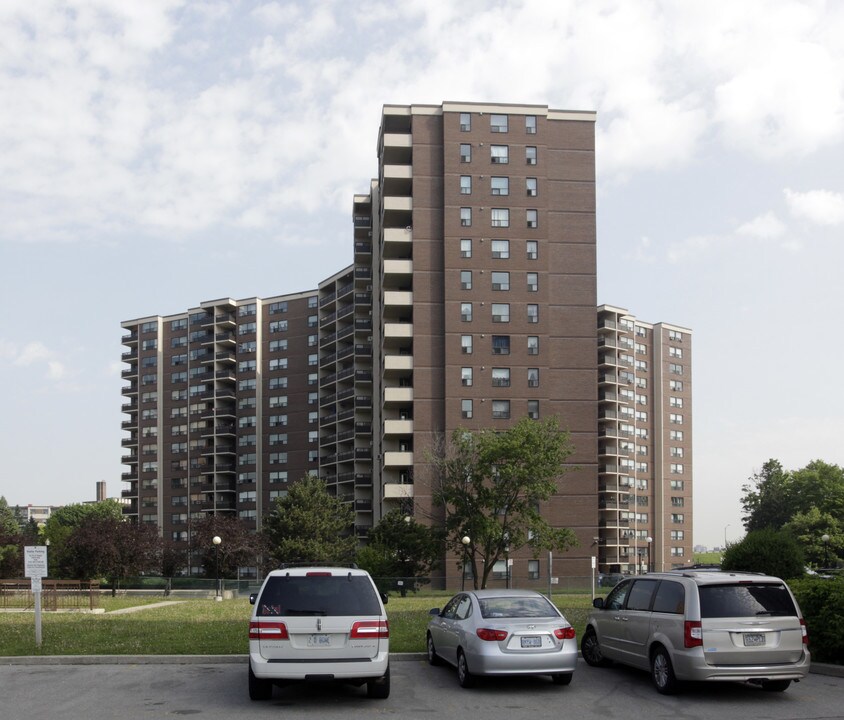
[
  {"x1": 357, "y1": 511, "x2": 444, "y2": 595},
  {"x1": 263, "y1": 476, "x2": 357, "y2": 566},
  {"x1": 0, "y1": 496, "x2": 21, "y2": 578},
  {"x1": 430, "y1": 416, "x2": 578, "y2": 589},
  {"x1": 721, "y1": 528, "x2": 805, "y2": 579},
  {"x1": 191, "y1": 515, "x2": 268, "y2": 578},
  {"x1": 783, "y1": 508, "x2": 842, "y2": 568},
  {"x1": 62, "y1": 517, "x2": 161, "y2": 591},
  {"x1": 741, "y1": 459, "x2": 793, "y2": 532},
  {"x1": 43, "y1": 500, "x2": 124, "y2": 577},
  {"x1": 789, "y1": 461, "x2": 844, "y2": 521}
]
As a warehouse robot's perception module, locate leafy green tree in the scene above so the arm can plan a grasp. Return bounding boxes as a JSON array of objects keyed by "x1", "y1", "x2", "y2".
[
  {"x1": 783, "y1": 508, "x2": 842, "y2": 568},
  {"x1": 741, "y1": 459, "x2": 793, "y2": 531},
  {"x1": 43, "y1": 500, "x2": 124, "y2": 578},
  {"x1": 358, "y1": 511, "x2": 444, "y2": 595},
  {"x1": 191, "y1": 514, "x2": 268, "y2": 578},
  {"x1": 263, "y1": 476, "x2": 357, "y2": 567},
  {"x1": 721, "y1": 528, "x2": 805, "y2": 579},
  {"x1": 789, "y1": 461, "x2": 844, "y2": 521},
  {"x1": 430, "y1": 416, "x2": 578, "y2": 589},
  {"x1": 0, "y1": 497, "x2": 19, "y2": 536},
  {"x1": 0, "y1": 496, "x2": 22, "y2": 577}
]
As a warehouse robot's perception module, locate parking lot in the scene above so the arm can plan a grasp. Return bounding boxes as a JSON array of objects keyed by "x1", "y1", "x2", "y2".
[{"x1": 1, "y1": 657, "x2": 842, "y2": 720}]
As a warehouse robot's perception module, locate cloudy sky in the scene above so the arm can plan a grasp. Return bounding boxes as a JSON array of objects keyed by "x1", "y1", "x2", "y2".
[{"x1": 1, "y1": 0, "x2": 842, "y2": 549}]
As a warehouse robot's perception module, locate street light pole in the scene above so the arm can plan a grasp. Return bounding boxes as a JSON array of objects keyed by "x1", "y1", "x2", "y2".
[
  {"x1": 212, "y1": 535, "x2": 222, "y2": 601},
  {"x1": 822, "y1": 533, "x2": 831, "y2": 569},
  {"x1": 461, "y1": 536, "x2": 471, "y2": 591},
  {"x1": 724, "y1": 524, "x2": 731, "y2": 549},
  {"x1": 646, "y1": 536, "x2": 653, "y2": 573}
]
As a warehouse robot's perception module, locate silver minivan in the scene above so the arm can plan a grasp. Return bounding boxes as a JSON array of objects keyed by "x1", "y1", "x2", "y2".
[{"x1": 582, "y1": 570, "x2": 810, "y2": 694}]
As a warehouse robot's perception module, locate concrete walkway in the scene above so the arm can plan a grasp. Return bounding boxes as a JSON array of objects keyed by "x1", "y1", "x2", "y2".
[{"x1": 106, "y1": 601, "x2": 184, "y2": 614}]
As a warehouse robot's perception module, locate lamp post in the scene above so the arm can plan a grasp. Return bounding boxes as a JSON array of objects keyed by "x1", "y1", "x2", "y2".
[
  {"x1": 646, "y1": 536, "x2": 653, "y2": 573},
  {"x1": 461, "y1": 536, "x2": 471, "y2": 591},
  {"x1": 212, "y1": 535, "x2": 222, "y2": 601},
  {"x1": 724, "y1": 524, "x2": 731, "y2": 550},
  {"x1": 821, "y1": 533, "x2": 831, "y2": 569}
]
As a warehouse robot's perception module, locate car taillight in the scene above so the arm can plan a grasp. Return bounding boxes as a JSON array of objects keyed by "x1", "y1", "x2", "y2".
[
  {"x1": 249, "y1": 621, "x2": 289, "y2": 640},
  {"x1": 305, "y1": 571, "x2": 332, "y2": 576},
  {"x1": 476, "y1": 628, "x2": 509, "y2": 641},
  {"x1": 554, "y1": 627, "x2": 576, "y2": 640},
  {"x1": 684, "y1": 620, "x2": 702, "y2": 648},
  {"x1": 350, "y1": 620, "x2": 389, "y2": 639},
  {"x1": 800, "y1": 618, "x2": 809, "y2": 646}
]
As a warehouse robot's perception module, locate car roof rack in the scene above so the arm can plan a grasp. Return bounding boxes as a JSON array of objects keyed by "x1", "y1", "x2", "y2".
[{"x1": 277, "y1": 562, "x2": 359, "y2": 570}]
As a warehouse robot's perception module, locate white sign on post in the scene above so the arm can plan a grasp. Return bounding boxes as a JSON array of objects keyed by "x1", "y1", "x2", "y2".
[{"x1": 25, "y1": 546, "x2": 48, "y2": 578}]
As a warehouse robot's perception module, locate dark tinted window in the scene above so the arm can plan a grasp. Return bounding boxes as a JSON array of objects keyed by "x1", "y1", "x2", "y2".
[
  {"x1": 257, "y1": 575, "x2": 381, "y2": 617},
  {"x1": 652, "y1": 581, "x2": 685, "y2": 614},
  {"x1": 479, "y1": 595, "x2": 558, "y2": 618},
  {"x1": 699, "y1": 583, "x2": 797, "y2": 618},
  {"x1": 626, "y1": 579, "x2": 659, "y2": 611}
]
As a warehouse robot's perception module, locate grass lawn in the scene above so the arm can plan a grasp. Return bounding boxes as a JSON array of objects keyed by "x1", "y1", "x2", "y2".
[{"x1": 0, "y1": 592, "x2": 597, "y2": 657}]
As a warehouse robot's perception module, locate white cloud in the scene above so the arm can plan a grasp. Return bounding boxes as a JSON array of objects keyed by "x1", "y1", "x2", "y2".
[
  {"x1": 784, "y1": 188, "x2": 844, "y2": 226},
  {"x1": 736, "y1": 212, "x2": 786, "y2": 239},
  {"x1": 0, "y1": 340, "x2": 67, "y2": 381},
  {"x1": 13, "y1": 342, "x2": 51, "y2": 367}
]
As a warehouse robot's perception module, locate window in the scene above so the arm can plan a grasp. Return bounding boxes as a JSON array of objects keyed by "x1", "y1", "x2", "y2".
[
  {"x1": 460, "y1": 112, "x2": 471, "y2": 131},
  {"x1": 528, "y1": 559, "x2": 540, "y2": 579},
  {"x1": 269, "y1": 319, "x2": 288, "y2": 333},
  {"x1": 526, "y1": 209, "x2": 538, "y2": 228},
  {"x1": 670, "y1": 380, "x2": 683, "y2": 391},
  {"x1": 171, "y1": 371, "x2": 186, "y2": 383},
  {"x1": 460, "y1": 207, "x2": 472, "y2": 227},
  {"x1": 238, "y1": 303, "x2": 256, "y2": 317},
  {"x1": 527, "y1": 272, "x2": 538, "y2": 292},
  {"x1": 526, "y1": 240, "x2": 538, "y2": 260},
  {"x1": 269, "y1": 414, "x2": 287, "y2": 427},
  {"x1": 670, "y1": 413, "x2": 684, "y2": 425},
  {"x1": 461, "y1": 367, "x2": 473, "y2": 386},
  {"x1": 238, "y1": 378, "x2": 256, "y2": 391},
  {"x1": 269, "y1": 395, "x2": 287, "y2": 408},
  {"x1": 527, "y1": 336, "x2": 539, "y2": 355},
  {"x1": 669, "y1": 346, "x2": 683, "y2": 359},
  {"x1": 491, "y1": 239, "x2": 510, "y2": 259},
  {"x1": 238, "y1": 434, "x2": 256, "y2": 447},
  {"x1": 525, "y1": 115, "x2": 537, "y2": 134},
  {"x1": 670, "y1": 429, "x2": 684, "y2": 441},
  {"x1": 308, "y1": 334, "x2": 317, "y2": 347},
  {"x1": 238, "y1": 359, "x2": 256, "y2": 372},
  {"x1": 492, "y1": 367, "x2": 510, "y2": 387},
  {"x1": 671, "y1": 464, "x2": 684, "y2": 475},
  {"x1": 461, "y1": 335, "x2": 473, "y2": 354},
  {"x1": 461, "y1": 303, "x2": 473, "y2": 321},
  {"x1": 491, "y1": 303, "x2": 510, "y2": 322},
  {"x1": 527, "y1": 304, "x2": 539, "y2": 323},
  {"x1": 635, "y1": 359, "x2": 648, "y2": 371},
  {"x1": 491, "y1": 176, "x2": 509, "y2": 195},
  {"x1": 462, "y1": 399, "x2": 473, "y2": 419},
  {"x1": 269, "y1": 433, "x2": 288, "y2": 445},
  {"x1": 308, "y1": 373, "x2": 318, "y2": 386},
  {"x1": 670, "y1": 396, "x2": 683, "y2": 408},
  {"x1": 307, "y1": 315, "x2": 318, "y2": 328},
  {"x1": 491, "y1": 272, "x2": 510, "y2": 291},
  {"x1": 239, "y1": 341, "x2": 256, "y2": 353},
  {"x1": 527, "y1": 368, "x2": 539, "y2": 387},
  {"x1": 269, "y1": 339, "x2": 288, "y2": 352},
  {"x1": 526, "y1": 177, "x2": 537, "y2": 197},
  {"x1": 171, "y1": 336, "x2": 186, "y2": 348},
  {"x1": 669, "y1": 329, "x2": 684, "y2": 342},
  {"x1": 492, "y1": 400, "x2": 510, "y2": 419},
  {"x1": 269, "y1": 471, "x2": 288, "y2": 483},
  {"x1": 238, "y1": 322, "x2": 256, "y2": 336},
  {"x1": 490, "y1": 208, "x2": 509, "y2": 227},
  {"x1": 490, "y1": 114, "x2": 508, "y2": 132},
  {"x1": 269, "y1": 301, "x2": 288, "y2": 314},
  {"x1": 460, "y1": 238, "x2": 472, "y2": 258},
  {"x1": 669, "y1": 363, "x2": 683, "y2": 375},
  {"x1": 527, "y1": 400, "x2": 539, "y2": 419},
  {"x1": 308, "y1": 353, "x2": 317, "y2": 366},
  {"x1": 490, "y1": 144, "x2": 509, "y2": 164},
  {"x1": 671, "y1": 514, "x2": 684, "y2": 523},
  {"x1": 460, "y1": 270, "x2": 472, "y2": 290},
  {"x1": 268, "y1": 376, "x2": 287, "y2": 389},
  {"x1": 171, "y1": 318, "x2": 187, "y2": 331},
  {"x1": 526, "y1": 146, "x2": 537, "y2": 164},
  {"x1": 269, "y1": 452, "x2": 288, "y2": 464},
  {"x1": 670, "y1": 530, "x2": 685, "y2": 540},
  {"x1": 460, "y1": 143, "x2": 471, "y2": 162},
  {"x1": 460, "y1": 175, "x2": 472, "y2": 194},
  {"x1": 492, "y1": 335, "x2": 510, "y2": 355}
]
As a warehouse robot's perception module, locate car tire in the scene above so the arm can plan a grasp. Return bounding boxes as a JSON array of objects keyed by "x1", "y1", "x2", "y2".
[
  {"x1": 551, "y1": 673, "x2": 573, "y2": 686},
  {"x1": 427, "y1": 633, "x2": 442, "y2": 666},
  {"x1": 457, "y1": 649, "x2": 474, "y2": 688},
  {"x1": 581, "y1": 628, "x2": 611, "y2": 668},
  {"x1": 367, "y1": 665, "x2": 390, "y2": 699},
  {"x1": 651, "y1": 646, "x2": 679, "y2": 695},
  {"x1": 761, "y1": 679, "x2": 791, "y2": 692},
  {"x1": 248, "y1": 663, "x2": 273, "y2": 701}
]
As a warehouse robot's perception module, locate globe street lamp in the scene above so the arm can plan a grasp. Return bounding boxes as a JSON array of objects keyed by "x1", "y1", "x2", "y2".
[
  {"x1": 461, "y1": 536, "x2": 471, "y2": 591},
  {"x1": 821, "y1": 533, "x2": 831, "y2": 569},
  {"x1": 646, "y1": 536, "x2": 653, "y2": 573},
  {"x1": 212, "y1": 536, "x2": 222, "y2": 601}
]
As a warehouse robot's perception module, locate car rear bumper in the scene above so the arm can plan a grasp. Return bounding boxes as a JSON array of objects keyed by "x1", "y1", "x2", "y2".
[
  {"x1": 249, "y1": 650, "x2": 389, "y2": 681},
  {"x1": 467, "y1": 647, "x2": 578, "y2": 676},
  {"x1": 672, "y1": 648, "x2": 811, "y2": 682}
]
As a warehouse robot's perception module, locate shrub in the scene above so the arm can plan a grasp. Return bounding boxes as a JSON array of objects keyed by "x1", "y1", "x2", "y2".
[
  {"x1": 721, "y1": 528, "x2": 804, "y2": 579},
  {"x1": 789, "y1": 577, "x2": 844, "y2": 664}
]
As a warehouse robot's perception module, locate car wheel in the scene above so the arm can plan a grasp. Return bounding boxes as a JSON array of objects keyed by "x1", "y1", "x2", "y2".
[
  {"x1": 651, "y1": 646, "x2": 679, "y2": 695},
  {"x1": 457, "y1": 650, "x2": 474, "y2": 688},
  {"x1": 551, "y1": 673, "x2": 573, "y2": 686},
  {"x1": 367, "y1": 665, "x2": 390, "y2": 699},
  {"x1": 761, "y1": 679, "x2": 791, "y2": 692},
  {"x1": 427, "y1": 633, "x2": 442, "y2": 666},
  {"x1": 248, "y1": 663, "x2": 273, "y2": 701},
  {"x1": 581, "y1": 628, "x2": 611, "y2": 668}
]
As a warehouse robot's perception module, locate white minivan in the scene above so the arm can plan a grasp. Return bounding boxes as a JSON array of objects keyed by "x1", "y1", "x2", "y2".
[
  {"x1": 248, "y1": 566, "x2": 390, "y2": 700},
  {"x1": 582, "y1": 570, "x2": 810, "y2": 694}
]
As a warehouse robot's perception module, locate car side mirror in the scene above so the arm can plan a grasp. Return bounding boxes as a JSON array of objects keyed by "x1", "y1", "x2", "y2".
[
  {"x1": 592, "y1": 597, "x2": 605, "y2": 609},
  {"x1": 249, "y1": 593, "x2": 257, "y2": 605},
  {"x1": 429, "y1": 608, "x2": 441, "y2": 616},
  {"x1": 381, "y1": 592, "x2": 389, "y2": 605}
]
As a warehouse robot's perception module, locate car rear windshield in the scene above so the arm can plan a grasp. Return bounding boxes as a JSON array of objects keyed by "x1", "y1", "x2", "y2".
[
  {"x1": 479, "y1": 596, "x2": 559, "y2": 619},
  {"x1": 257, "y1": 575, "x2": 381, "y2": 617},
  {"x1": 698, "y1": 583, "x2": 797, "y2": 618}
]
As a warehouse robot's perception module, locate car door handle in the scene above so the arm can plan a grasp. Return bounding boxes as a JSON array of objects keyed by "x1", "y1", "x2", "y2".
[{"x1": 613, "y1": 616, "x2": 628, "y2": 622}]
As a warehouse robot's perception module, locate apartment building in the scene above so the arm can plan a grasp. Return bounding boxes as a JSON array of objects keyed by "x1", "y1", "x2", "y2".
[
  {"x1": 597, "y1": 305, "x2": 693, "y2": 573},
  {"x1": 120, "y1": 102, "x2": 690, "y2": 582}
]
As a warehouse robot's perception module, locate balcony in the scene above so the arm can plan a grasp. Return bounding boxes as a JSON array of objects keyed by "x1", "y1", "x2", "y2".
[
  {"x1": 384, "y1": 419, "x2": 413, "y2": 435},
  {"x1": 383, "y1": 483, "x2": 414, "y2": 499},
  {"x1": 384, "y1": 451, "x2": 414, "y2": 466},
  {"x1": 384, "y1": 387, "x2": 413, "y2": 404}
]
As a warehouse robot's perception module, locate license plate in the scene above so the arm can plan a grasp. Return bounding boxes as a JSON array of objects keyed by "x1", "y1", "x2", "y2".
[
  {"x1": 521, "y1": 636, "x2": 542, "y2": 648},
  {"x1": 308, "y1": 634, "x2": 331, "y2": 647},
  {"x1": 743, "y1": 633, "x2": 765, "y2": 647}
]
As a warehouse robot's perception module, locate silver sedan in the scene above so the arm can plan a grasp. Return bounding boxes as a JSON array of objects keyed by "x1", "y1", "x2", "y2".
[{"x1": 426, "y1": 589, "x2": 578, "y2": 688}]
